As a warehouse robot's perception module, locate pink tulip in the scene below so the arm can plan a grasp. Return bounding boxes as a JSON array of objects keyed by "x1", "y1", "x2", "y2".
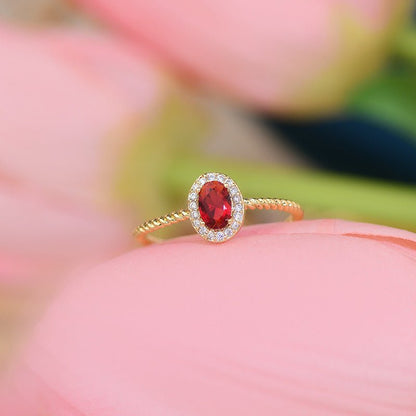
[
  {"x1": 3, "y1": 220, "x2": 416, "y2": 415},
  {"x1": 0, "y1": 24, "x2": 164, "y2": 282},
  {"x1": 73, "y1": 0, "x2": 410, "y2": 115}
]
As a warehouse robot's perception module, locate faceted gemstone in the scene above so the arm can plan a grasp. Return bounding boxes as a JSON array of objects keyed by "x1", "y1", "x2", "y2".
[{"x1": 198, "y1": 181, "x2": 232, "y2": 229}]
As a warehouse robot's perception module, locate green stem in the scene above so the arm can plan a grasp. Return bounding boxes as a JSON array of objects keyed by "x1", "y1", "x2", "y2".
[{"x1": 165, "y1": 157, "x2": 416, "y2": 231}]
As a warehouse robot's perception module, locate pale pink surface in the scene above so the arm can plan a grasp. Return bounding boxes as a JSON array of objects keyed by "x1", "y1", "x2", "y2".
[
  {"x1": 0, "y1": 25, "x2": 162, "y2": 282},
  {"x1": 74, "y1": 0, "x2": 408, "y2": 113},
  {"x1": 4, "y1": 220, "x2": 416, "y2": 415}
]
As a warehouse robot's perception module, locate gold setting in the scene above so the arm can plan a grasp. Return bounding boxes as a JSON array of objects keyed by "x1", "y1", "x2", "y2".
[{"x1": 133, "y1": 172, "x2": 304, "y2": 245}]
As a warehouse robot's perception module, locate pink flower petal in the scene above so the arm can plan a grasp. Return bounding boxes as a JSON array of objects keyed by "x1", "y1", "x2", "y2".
[
  {"x1": 73, "y1": 0, "x2": 409, "y2": 114},
  {"x1": 0, "y1": 25, "x2": 163, "y2": 281},
  {"x1": 5, "y1": 220, "x2": 416, "y2": 415}
]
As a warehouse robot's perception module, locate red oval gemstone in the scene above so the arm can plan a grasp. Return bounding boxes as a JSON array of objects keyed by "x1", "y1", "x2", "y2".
[{"x1": 199, "y1": 181, "x2": 232, "y2": 229}]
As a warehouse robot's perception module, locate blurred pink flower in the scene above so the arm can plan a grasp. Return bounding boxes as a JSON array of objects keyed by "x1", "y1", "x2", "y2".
[
  {"x1": 3, "y1": 220, "x2": 416, "y2": 415},
  {"x1": 0, "y1": 24, "x2": 164, "y2": 282},
  {"x1": 73, "y1": 0, "x2": 410, "y2": 115}
]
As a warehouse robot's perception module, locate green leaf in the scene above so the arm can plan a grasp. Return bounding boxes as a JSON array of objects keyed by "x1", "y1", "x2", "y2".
[
  {"x1": 348, "y1": 67, "x2": 416, "y2": 144},
  {"x1": 348, "y1": 24, "x2": 416, "y2": 143}
]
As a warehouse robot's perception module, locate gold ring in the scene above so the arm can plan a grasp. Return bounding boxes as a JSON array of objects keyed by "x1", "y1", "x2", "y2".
[{"x1": 134, "y1": 172, "x2": 304, "y2": 245}]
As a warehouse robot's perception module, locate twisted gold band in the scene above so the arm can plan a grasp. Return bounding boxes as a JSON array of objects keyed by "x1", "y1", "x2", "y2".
[
  {"x1": 134, "y1": 198, "x2": 303, "y2": 245},
  {"x1": 134, "y1": 209, "x2": 190, "y2": 245},
  {"x1": 243, "y1": 198, "x2": 303, "y2": 219}
]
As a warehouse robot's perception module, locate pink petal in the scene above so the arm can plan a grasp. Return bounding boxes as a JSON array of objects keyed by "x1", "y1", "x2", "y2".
[
  {"x1": 73, "y1": 0, "x2": 409, "y2": 113},
  {"x1": 0, "y1": 25, "x2": 162, "y2": 281},
  {"x1": 5, "y1": 220, "x2": 416, "y2": 415},
  {"x1": 0, "y1": 25, "x2": 160, "y2": 204}
]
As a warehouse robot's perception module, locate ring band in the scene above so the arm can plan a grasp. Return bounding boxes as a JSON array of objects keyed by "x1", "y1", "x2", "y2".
[{"x1": 134, "y1": 172, "x2": 303, "y2": 245}]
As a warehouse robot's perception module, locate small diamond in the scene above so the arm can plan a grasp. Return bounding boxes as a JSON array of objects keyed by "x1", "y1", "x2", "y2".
[
  {"x1": 207, "y1": 231, "x2": 215, "y2": 240},
  {"x1": 235, "y1": 212, "x2": 243, "y2": 221},
  {"x1": 235, "y1": 203, "x2": 243, "y2": 212},
  {"x1": 189, "y1": 192, "x2": 197, "y2": 200},
  {"x1": 192, "y1": 211, "x2": 199, "y2": 218},
  {"x1": 225, "y1": 228, "x2": 233, "y2": 237},
  {"x1": 190, "y1": 201, "x2": 197, "y2": 210},
  {"x1": 198, "y1": 177, "x2": 206, "y2": 186},
  {"x1": 217, "y1": 174, "x2": 226, "y2": 182},
  {"x1": 193, "y1": 219, "x2": 201, "y2": 227},
  {"x1": 233, "y1": 195, "x2": 240, "y2": 203},
  {"x1": 217, "y1": 232, "x2": 224, "y2": 241},
  {"x1": 207, "y1": 173, "x2": 216, "y2": 181},
  {"x1": 199, "y1": 226, "x2": 208, "y2": 235},
  {"x1": 230, "y1": 187, "x2": 238, "y2": 195},
  {"x1": 232, "y1": 222, "x2": 239, "y2": 230}
]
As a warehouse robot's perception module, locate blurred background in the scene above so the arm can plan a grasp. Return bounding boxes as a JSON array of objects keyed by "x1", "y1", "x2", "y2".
[{"x1": 0, "y1": 0, "x2": 415, "y2": 376}]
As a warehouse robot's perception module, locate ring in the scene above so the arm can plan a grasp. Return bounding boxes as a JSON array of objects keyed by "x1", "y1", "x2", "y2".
[{"x1": 134, "y1": 172, "x2": 304, "y2": 245}]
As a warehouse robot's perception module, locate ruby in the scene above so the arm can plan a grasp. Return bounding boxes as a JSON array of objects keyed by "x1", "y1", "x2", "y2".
[{"x1": 199, "y1": 181, "x2": 232, "y2": 229}]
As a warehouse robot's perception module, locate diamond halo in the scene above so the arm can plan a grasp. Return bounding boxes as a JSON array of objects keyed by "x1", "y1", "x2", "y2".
[{"x1": 188, "y1": 172, "x2": 244, "y2": 243}]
